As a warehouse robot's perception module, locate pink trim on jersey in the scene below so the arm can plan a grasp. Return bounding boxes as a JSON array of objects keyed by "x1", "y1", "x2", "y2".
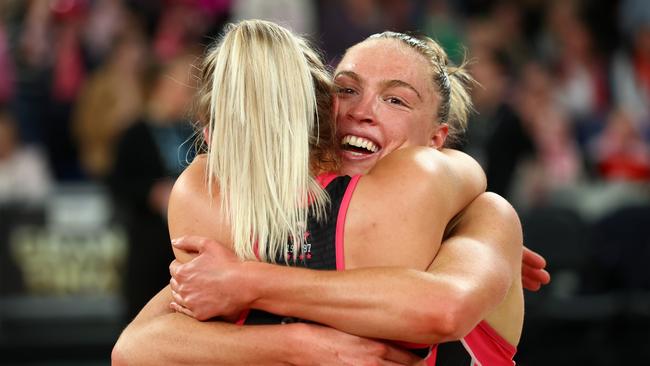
[
  {"x1": 238, "y1": 174, "x2": 350, "y2": 326},
  {"x1": 462, "y1": 320, "x2": 517, "y2": 365},
  {"x1": 236, "y1": 309, "x2": 251, "y2": 325},
  {"x1": 335, "y1": 175, "x2": 361, "y2": 271},
  {"x1": 316, "y1": 172, "x2": 338, "y2": 188},
  {"x1": 426, "y1": 347, "x2": 437, "y2": 365},
  {"x1": 253, "y1": 241, "x2": 261, "y2": 261}
]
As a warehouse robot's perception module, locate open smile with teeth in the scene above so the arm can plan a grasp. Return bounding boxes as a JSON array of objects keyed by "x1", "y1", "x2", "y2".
[{"x1": 341, "y1": 135, "x2": 379, "y2": 154}]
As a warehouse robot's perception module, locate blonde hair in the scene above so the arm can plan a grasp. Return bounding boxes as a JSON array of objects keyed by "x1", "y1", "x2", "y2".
[
  {"x1": 196, "y1": 20, "x2": 332, "y2": 262},
  {"x1": 366, "y1": 32, "x2": 475, "y2": 147}
]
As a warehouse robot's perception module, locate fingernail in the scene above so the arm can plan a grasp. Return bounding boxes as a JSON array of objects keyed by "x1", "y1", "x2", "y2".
[{"x1": 171, "y1": 238, "x2": 179, "y2": 246}]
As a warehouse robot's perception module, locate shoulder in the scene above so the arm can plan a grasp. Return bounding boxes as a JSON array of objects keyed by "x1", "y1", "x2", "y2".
[
  {"x1": 452, "y1": 192, "x2": 523, "y2": 258},
  {"x1": 371, "y1": 147, "x2": 482, "y2": 183},
  {"x1": 366, "y1": 147, "x2": 449, "y2": 191},
  {"x1": 173, "y1": 154, "x2": 210, "y2": 195},
  {"x1": 467, "y1": 192, "x2": 521, "y2": 231},
  {"x1": 371, "y1": 146, "x2": 448, "y2": 176},
  {"x1": 168, "y1": 154, "x2": 226, "y2": 240},
  {"x1": 365, "y1": 146, "x2": 474, "y2": 202}
]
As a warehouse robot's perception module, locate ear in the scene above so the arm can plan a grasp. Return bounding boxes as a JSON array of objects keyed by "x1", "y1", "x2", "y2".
[
  {"x1": 429, "y1": 123, "x2": 448, "y2": 149},
  {"x1": 202, "y1": 127, "x2": 211, "y2": 147}
]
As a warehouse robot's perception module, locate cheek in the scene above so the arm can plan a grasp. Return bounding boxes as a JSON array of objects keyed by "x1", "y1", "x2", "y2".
[{"x1": 385, "y1": 118, "x2": 428, "y2": 146}]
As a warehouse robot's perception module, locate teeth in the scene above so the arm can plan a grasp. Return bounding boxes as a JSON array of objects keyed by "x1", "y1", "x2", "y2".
[{"x1": 341, "y1": 135, "x2": 378, "y2": 153}]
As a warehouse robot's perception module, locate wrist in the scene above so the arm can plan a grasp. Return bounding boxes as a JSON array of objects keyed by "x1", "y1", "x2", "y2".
[{"x1": 240, "y1": 261, "x2": 269, "y2": 308}]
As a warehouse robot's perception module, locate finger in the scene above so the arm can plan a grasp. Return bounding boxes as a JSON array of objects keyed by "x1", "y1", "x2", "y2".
[
  {"x1": 170, "y1": 302, "x2": 196, "y2": 318},
  {"x1": 523, "y1": 264, "x2": 551, "y2": 284},
  {"x1": 522, "y1": 276, "x2": 541, "y2": 292},
  {"x1": 522, "y1": 246, "x2": 547, "y2": 269},
  {"x1": 169, "y1": 259, "x2": 181, "y2": 277},
  {"x1": 171, "y1": 236, "x2": 205, "y2": 253},
  {"x1": 169, "y1": 277, "x2": 181, "y2": 293},
  {"x1": 170, "y1": 289, "x2": 187, "y2": 308}
]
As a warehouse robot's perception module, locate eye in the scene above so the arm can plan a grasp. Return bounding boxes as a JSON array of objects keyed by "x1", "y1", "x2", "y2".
[
  {"x1": 386, "y1": 97, "x2": 407, "y2": 106},
  {"x1": 335, "y1": 86, "x2": 357, "y2": 95}
]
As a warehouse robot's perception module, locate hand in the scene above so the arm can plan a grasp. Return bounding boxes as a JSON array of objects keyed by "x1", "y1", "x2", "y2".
[
  {"x1": 292, "y1": 323, "x2": 425, "y2": 366},
  {"x1": 521, "y1": 246, "x2": 551, "y2": 291},
  {"x1": 168, "y1": 236, "x2": 252, "y2": 321}
]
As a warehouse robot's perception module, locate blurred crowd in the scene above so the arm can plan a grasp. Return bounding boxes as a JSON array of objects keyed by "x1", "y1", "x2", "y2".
[
  {"x1": 1, "y1": 0, "x2": 649, "y2": 364},
  {"x1": 0, "y1": 0, "x2": 648, "y2": 208}
]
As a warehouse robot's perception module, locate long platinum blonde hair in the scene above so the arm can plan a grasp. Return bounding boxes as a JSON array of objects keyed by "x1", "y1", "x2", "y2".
[{"x1": 197, "y1": 20, "x2": 332, "y2": 263}]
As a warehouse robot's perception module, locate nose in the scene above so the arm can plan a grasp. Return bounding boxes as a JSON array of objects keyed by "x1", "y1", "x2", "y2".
[{"x1": 346, "y1": 93, "x2": 376, "y2": 124}]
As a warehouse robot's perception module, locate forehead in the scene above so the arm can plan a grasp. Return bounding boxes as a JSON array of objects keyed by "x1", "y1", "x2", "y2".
[{"x1": 335, "y1": 39, "x2": 433, "y2": 93}]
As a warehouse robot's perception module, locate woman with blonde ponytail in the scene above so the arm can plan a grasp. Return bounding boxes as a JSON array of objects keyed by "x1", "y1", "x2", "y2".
[
  {"x1": 114, "y1": 23, "x2": 534, "y2": 366},
  {"x1": 197, "y1": 20, "x2": 330, "y2": 263}
]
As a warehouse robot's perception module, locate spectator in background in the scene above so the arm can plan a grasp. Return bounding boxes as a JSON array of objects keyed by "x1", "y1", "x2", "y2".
[
  {"x1": 46, "y1": 0, "x2": 88, "y2": 180},
  {"x1": 108, "y1": 54, "x2": 195, "y2": 321},
  {"x1": 73, "y1": 29, "x2": 148, "y2": 180},
  {"x1": 464, "y1": 45, "x2": 535, "y2": 199},
  {"x1": 13, "y1": 0, "x2": 53, "y2": 146},
  {"x1": 612, "y1": 22, "x2": 650, "y2": 130},
  {"x1": 541, "y1": 0, "x2": 610, "y2": 145},
  {"x1": 589, "y1": 108, "x2": 650, "y2": 181},
  {"x1": 10, "y1": 0, "x2": 89, "y2": 180},
  {"x1": 83, "y1": 0, "x2": 134, "y2": 69},
  {"x1": 0, "y1": 108, "x2": 52, "y2": 205},
  {"x1": 152, "y1": 3, "x2": 213, "y2": 62},
  {"x1": 514, "y1": 62, "x2": 584, "y2": 207}
]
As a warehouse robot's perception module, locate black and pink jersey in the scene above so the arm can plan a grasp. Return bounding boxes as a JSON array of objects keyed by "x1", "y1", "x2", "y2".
[
  {"x1": 236, "y1": 174, "x2": 358, "y2": 326},
  {"x1": 237, "y1": 173, "x2": 517, "y2": 365}
]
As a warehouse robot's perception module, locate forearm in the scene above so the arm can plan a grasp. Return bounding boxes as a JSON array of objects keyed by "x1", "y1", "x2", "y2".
[
  {"x1": 114, "y1": 314, "x2": 299, "y2": 366},
  {"x1": 112, "y1": 287, "x2": 298, "y2": 366},
  {"x1": 244, "y1": 194, "x2": 519, "y2": 345},
  {"x1": 246, "y1": 262, "x2": 460, "y2": 344}
]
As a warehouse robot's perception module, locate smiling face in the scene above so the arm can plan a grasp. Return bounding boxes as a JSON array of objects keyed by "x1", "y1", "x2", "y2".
[{"x1": 333, "y1": 38, "x2": 447, "y2": 176}]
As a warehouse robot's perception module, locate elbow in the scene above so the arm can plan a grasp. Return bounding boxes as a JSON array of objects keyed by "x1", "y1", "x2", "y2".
[
  {"x1": 437, "y1": 302, "x2": 478, "y2": 342},
  {"x1": 412, "y1": 287, "x2": 483, "y2": 344},
  {"x1": 111, "y1": 337, "x2": 129, "y2": 366},
  {"x1": 111, "y1": 325, "x2": 146, "y2": 366}
]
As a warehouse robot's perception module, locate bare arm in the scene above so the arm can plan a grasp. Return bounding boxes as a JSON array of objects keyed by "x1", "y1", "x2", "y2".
[
  {"x1": 171, "y1": 147, "x2": 522, "y2": 344},
  {"x1": 228, "y1": 193, "x2": 522, "y2": 344},
  {"x1": 112, "y1": 285, "x2": 301, "y2": 366},
  {"x1": 170, "y1": 192, "x2": 522, "y2": 345},
  {"x1": 112, "y1": 156, "x2": 422, "y2": 366}
]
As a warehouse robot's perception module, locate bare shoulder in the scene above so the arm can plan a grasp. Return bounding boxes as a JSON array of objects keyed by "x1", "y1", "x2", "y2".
[
  {"x1": 369, "y1": 147, "x2": 484, "y2": 193},
  {"x1": 369, "y1": 146, "x2": 449, "y2": 179},
  {"x1": 462, "y1": 192, "x2": 522, "y2": 238},
  {"x1": 168, "y1": 154, "x2": 229, "y2": 245},
  {"x1": 363, "y1": 147, "x2": 452, "y2": 201},
  {"x1": 345, "y1": 147, "x2": 457, "y2": 269},
  {"x1": 172, "y1": 154, "x2": 210, "y2": 198}
]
